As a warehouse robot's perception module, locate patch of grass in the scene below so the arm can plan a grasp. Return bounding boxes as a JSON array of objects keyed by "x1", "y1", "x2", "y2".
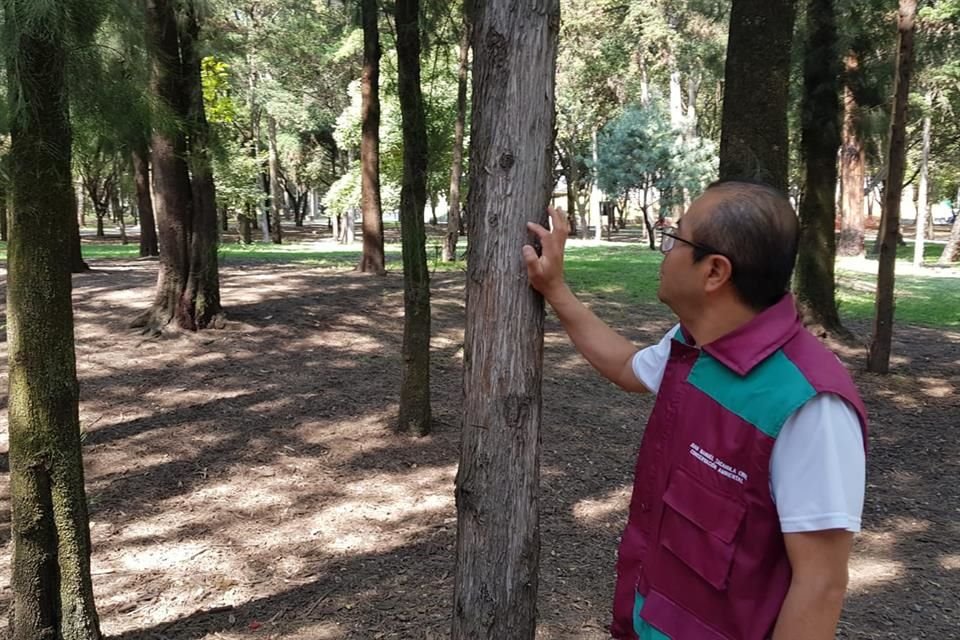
[
  {"x1": 836, "y1": 269, "x2": 960, "y2": 327},
  {"x1": 564, "y1": 244, "x2": 662, "y2": 302},
  {"x1": 0, "y1": 239, "x2": 467, "y2": 272},
  {"x1": 562, "y1": 244, "x2": 959, "y2": 328}
]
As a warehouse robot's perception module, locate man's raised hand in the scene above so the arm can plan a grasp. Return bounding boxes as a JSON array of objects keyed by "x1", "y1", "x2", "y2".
[{"x1": 522, "y1": 207, "x2": 569, "y2": 300}]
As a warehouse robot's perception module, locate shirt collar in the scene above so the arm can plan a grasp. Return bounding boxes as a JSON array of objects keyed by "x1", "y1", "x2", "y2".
[{"x1": 680, "y1": 294, "x2": 802, "y2": 376}]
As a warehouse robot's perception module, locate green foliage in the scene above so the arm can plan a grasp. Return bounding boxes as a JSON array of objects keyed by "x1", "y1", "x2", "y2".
[
  {"x1": 202, "y1": 56, "x2": 238, "y2": 124},
  {"x1": 595, "y1": 102, "x2": 717, "y2": 211}
]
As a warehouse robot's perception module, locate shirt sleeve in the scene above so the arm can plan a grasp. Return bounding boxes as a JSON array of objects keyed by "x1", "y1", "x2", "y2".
[
  {"x1": 770, "y1": 393, "x2": 866, "y2": 533},
  {"x1": 630, "y1": 324, "x2": 681, "y2": 393}
]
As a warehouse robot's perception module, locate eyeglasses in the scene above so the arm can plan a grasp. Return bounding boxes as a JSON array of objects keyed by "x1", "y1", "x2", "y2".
[{"x1": 660, "y1": 228, "x2": 735, "y2": 270}]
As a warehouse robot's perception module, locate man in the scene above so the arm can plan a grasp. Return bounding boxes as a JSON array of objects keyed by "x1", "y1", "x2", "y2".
[{"x1": 522, "y1": 181, "x2": 867, "y2": 640}]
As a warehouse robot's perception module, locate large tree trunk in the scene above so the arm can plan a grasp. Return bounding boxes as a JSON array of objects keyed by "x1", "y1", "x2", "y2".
[
  {"x1": 358, "y1": 0, "x2": 386, "y2": 273},
  {"x1": 718, "y1": 0, "x2": 797, "y2": 192},
  {"x1": 443, "y1": 12, "x2": 470, "y2": 263},
  {"x1": 268, "y1": 114, "x2": 283, "y2": 244},
  {"x1": 135, "y1": 0, "x2": 223, "y2": 334},
  {"x1": 839, "y1": 51, "x2": 866, "y2": 256},
  {"x1": 5, "y1": 2, "x2": 102, "y2": 637},
  {"x1": 451, "y1": 0, "x2": 558, "y2": 638},
  {"x1": 795, "y1": 0, "x2": 846, "y2": 336},
  {"x1": 181, "y1": 0, "x2": 224, "y2": 324},
  {"x1": 868, "y1": 0, "x2": 917, "y2": 374},
  {"x1": 395, "y1": 0, "x2": 432, "y2": 436},
  {"x1": 132, "y1": 142, "x2": 159, "y2": 256},
  {"x1": 913, "y1": 104, "x2": 931, "y2": 266}
]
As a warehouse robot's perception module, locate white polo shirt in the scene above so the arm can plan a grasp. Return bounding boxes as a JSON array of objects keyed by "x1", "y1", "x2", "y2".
[{"x1": 631, "y1": 325, "x2": 866, "y2": 533}]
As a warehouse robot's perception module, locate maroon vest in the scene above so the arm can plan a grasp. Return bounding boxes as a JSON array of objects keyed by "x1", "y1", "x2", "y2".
[{"x1": 610, "y1": 296, "x2": 867, "y2": 639}]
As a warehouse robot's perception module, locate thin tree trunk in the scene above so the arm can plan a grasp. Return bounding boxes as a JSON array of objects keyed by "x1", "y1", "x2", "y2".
[
  {"x1": 687, "y1": 73, "x2": 701, "y2": 138},
  {"x1": 268, "y1": 114, "x2": 283, "y2": 244},
  {"x1": 718, "y1": 0, "x2": 797, "y2": 192},
  {"x1": 395, "y1": 0, "x2": 431, "y2": 436},
  {"x1": 795, "y1": 0, "x2": 846, "y2": 336},
  {"x1": 839, "y1": 51, "x2": 866, "y2": 256},
  {"x1": 868, "y1": 0, "x2": 917, "y2": 374},
  {"x1": 111, "y1": 183, "x2": 127, "y2": 245},
  {"x1": 443, "y1": 11, "x2": 470, "y2": 262},
  {"x1": 914, "y1": 104, "x2": 931, "y2": 266},
  {"x1": 70, "y1": 190, "x2": 90, "y2": 272},
  {"x1": 358, "y1": 0, "x2": 385, "y2": 272},
  {"x1": 5, "y1": 2, "x2": 102, "y2": 636},
  {"x1": 249, "y1": 56, "x2": 270, "y2": 243},
  {"x1": 592, "y1": 129, "x2": 601, "y2": 241},
  {"x1": 133, "y1": 143, "x2": 159, "y2": 256},
  {"x1": 451, "y1": 0, "x2": 558, "y2": 637}
]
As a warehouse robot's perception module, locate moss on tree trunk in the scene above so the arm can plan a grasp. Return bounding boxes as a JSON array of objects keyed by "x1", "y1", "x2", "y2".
[
  {"x1": 5, "y1": 1, "x2": 102, "y2": 636},
  {"x1": 795, "y1": 0, "x2": 847, "y2": 338}
]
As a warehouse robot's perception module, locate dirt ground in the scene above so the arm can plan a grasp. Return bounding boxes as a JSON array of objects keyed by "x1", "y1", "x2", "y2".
[{"x1": 0, "y1": 240, "x2": 958, "y2": 639}]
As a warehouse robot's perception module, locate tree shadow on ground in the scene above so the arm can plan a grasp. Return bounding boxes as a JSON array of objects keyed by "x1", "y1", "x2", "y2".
[{"x1": 0, "y1": 259, "x2": 956, "y2": 638}]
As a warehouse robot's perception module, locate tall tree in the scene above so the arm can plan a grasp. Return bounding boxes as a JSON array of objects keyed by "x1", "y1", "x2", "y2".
[
  {"x1": 867, "y1": 0, "x2": 918, "y2": 374},
  {"x1": 395, "y1": 0, "x2": 431, "y2": 435},
  {"x1": 451, "y1": 0, "x2": 559, "y2": 637},
  {"x1": 795, "y1": 0, "x2": 845, "y2": 335},
  {"x1": 718, "y1": 0, "x2": 797, "y2": 191},
  {"x1": 358, "y1": 0, "x2": 386, "y2": 273},
  {"x1": 442, "y1": 7, "x2": 470, "y2": 263},
  {"x1": 135, "y1": 0, "x2": 223, "y2": 333},
  {"x1": 181, "y1": 0, "x2": 224, "y2": 312},
  {"x1": 838, "y1": 49, "x2": 867, "y2": 256},
  {"x1": 4, "y1": 0, "x2": 102, "y2": 636}
]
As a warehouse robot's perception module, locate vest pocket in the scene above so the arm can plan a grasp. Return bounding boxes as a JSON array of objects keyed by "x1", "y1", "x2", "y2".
[{"x1": 659, "y1": 467, "x2": 746, "y2": 590}]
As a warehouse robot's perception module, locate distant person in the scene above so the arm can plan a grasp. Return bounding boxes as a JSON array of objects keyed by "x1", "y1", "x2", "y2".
[{"x1": 523, "y1": 180, "x2": 868, "y2": 640}]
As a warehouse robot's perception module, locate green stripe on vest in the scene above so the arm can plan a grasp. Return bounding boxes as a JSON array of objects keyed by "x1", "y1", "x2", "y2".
[{"x1": 687, "y1": 350, "x2": 815, "y2": 439}]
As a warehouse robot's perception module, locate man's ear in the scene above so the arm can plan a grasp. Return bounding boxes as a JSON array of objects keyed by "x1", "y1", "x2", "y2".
[{"x1": 703, "y1": 254, "x2": 734, "y2": 293}]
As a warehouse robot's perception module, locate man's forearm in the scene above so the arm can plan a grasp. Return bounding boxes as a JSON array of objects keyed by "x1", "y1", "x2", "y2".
[
  {"x1": 545, "y1": 283, "x2": 645, "y2": 392},
  {"x1": 771, "y1": 579, "x2": 847, "y2": 640}
]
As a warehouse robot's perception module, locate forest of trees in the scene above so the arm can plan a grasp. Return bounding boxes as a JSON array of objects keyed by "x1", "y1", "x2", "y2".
[{"x1": 2, "y1": 0, "x2": 959, "y2": 637}]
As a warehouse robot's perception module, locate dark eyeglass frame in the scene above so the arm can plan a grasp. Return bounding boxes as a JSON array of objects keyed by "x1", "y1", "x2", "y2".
[{"x1": 660, "y1": 228, "x2": 736, "y2": 271}]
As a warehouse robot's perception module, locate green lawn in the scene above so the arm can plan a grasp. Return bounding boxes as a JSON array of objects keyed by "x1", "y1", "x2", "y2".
[
  {"x1": 0, "y1": 239, "x2": 955, "y2": 327},
  {"x1": 563, "y1": 244, "x2": 959, "y2": 328}
]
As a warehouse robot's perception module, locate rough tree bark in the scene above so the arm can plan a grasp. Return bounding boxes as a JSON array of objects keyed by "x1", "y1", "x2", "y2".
[
  {"x1": 795, "y1": 0, "x2": 846, "y2": 337},
  {"x1": 358, "y1": 0, "x2": 386, "y2": 273},
  {"x1": 839, "y1": 50, "x2": 866, "y2": 256},
  {"x1": 718, "y1": 0, "x2": 797, "y2": 192},
  {"x1": 4, "y1": 0, "x2": 103, "y2": 636},
  {"x1": 451, "y1": 0, "x2": 559, "y2": 638},
  {"x1": 939, "y1": 212, "x2": 960, "y2": 264},
  {"x1": 133, "y1": 141, "x2": 160, "y2": 256},
  {"x1": 395, "y1": 0, "x2": 432, "y2": 436},
  {"x1": 135, "y1": 0, "x2": 223, "y2": 333},
  {"x1": 181, "y1": 0, "x2": 224, "y2": 320},
  {"x1": 868, "y1": 0, "x2": 917, "y2": 374},
  {"x1": 443, "y1": 10, "x2": 470, "y2": 263}
]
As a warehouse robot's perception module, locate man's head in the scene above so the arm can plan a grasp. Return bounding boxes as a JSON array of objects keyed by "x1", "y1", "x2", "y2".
[{"x1": 657, "y1": 180, "x2": 799, "y2": 317}]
